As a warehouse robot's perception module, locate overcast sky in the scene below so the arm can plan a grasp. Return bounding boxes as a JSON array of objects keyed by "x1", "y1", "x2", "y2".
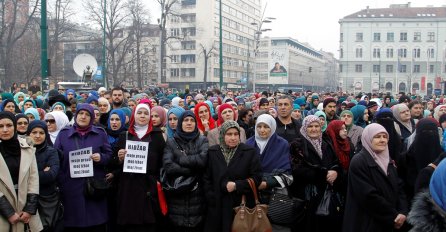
[{"x1": 73, "y1": 0, "x2": 446, "y2": 57}]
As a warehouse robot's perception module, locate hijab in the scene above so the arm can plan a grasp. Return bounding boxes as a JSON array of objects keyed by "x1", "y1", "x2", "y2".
[
  {"x1": 392, "y1": 103, "x2": 413, "y2": 132},
  {"x1": 22, "y1": 99, "x2": 36, "y2": 112},
  {"x1": 13, "y1": 92, "x2": 26, "y2": 105},
  {"x1": 45, "y1": 111, "x2": 69, "y2": 144},
  {"x1": 361, "y1": 123, "x2": 390, "y2": 174},
  {"x1": 24, "y1": 108, "x2": 40, "y2": 120},
  {"x1": 326, "y1": 120, "x2": 350, "y2": 170},
  {"x1": 175, "y1": 110, "x2": 199, "y2": 141},
  {"x1": 172, "y1": 97, "x2": 182, "y2": 107},
  {"x1": 98, "y1": 97, "x2": 111, "y2": 113},
  {"x1": 0, "y1": 111, "x2": 20, "y2": 154},
  {"x1": 27, "y1": 120, "x2": 52, "y2": 148},
  {"x1": 151, "y1": 106, "x2": 167, "y2": 127},
  {"x1": 219, "y1": 121, "x2": 240, "y2": 165},
  {"x1": 340, "y1": 110, "x2": 354, "y2": 131},
  {"x1": 430, "y1": 159, "x2": 446, "y2": 212},
  {"x1": 351, "y1": 105, "x2": 367, "y2": 128},
  {"x1": 15, "y1": 114, "x2": 29, "y2": 136},
  {"x1": 107, "y1": 109, "x2": 126, "y2": 137},
  {"x1": 204, "y1": 100, "x2": 215, "y2": 116},
  {"x1": 217, "y1": 103, "x2": 236, "y2": 126},
  {"x1": 375, "y1": 108, "x2": 401, "y2": 161},
  {"x1": 1, "y1": 99, "x2": 21, "y2": 113},
  {"x1": 73, "y1": 103, "x2": 95, "y2": 136},
  {"x1": 300, "y1": 115, "x2": 323, "y2": 158},
  {"x1": 254, "y1": 114, "x2": 277, "y2": 154},
  {"x1": 314, "y1": 111, "x2": 327, "y2": 132},
  {"x1": 434, "y1": 105, "x2": 446, "y2": 121},
  {"x1": 129, "y1": 103, "x2": 152, "y2": 139},
  {"x1": 194, "y1": 102, "x2": 216, "y2": 132},
  {"x1": 166, "y1": 106, "x2": 185, "y2": 138}
]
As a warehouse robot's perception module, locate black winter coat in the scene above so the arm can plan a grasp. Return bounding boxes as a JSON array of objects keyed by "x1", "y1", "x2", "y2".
[
  {"x1": 407, "y1": 191, "x2": 446, "y2": 232},
  {"x1": 35, "y1": 144, "x2": 60, "y2": 196},
  {"x1": 203, "y1": 143, "x2": 262, "y2": 232},
  {"x1": 162, "y1": 134, "x2": 208, "y2": 227},
  {"x1": 343, "y1": 148, "x2": 408, "y2": 232},
  {"x1": 113, "y1": 129, "x2": 166, "y2": 226}
]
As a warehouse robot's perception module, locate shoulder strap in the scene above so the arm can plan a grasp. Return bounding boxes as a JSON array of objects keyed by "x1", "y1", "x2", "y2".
[
  {"x1": 126, "y1": 131, "x2": 128, "y2": 141},
  {"x1": 429, "y1": 163, "x2": 437, "y2": 169},
  {"x1": 247, "y1": 178, "x2": 260, "y2": 204}
]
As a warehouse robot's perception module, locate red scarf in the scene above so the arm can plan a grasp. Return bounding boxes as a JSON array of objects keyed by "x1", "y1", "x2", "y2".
[
  {"x1": 326, "y1": 120, "x2": 351, "y2": 170},
  {"x1": 194, "y1": 102, "x2": 216, "y2": 132}
]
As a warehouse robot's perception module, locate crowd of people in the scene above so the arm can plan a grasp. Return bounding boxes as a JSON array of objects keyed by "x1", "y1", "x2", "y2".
[{"x1": 0, "y1": 86, "x2": 446, "y2": 232}]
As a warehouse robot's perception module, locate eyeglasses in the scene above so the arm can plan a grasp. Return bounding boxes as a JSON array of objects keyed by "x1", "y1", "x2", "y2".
[
  {"x1": 17, "y1": 122, "x2": 28, "y2": 126},
  {"x1": 45, "y1": 119, "x2": 56, "y2": 124}
]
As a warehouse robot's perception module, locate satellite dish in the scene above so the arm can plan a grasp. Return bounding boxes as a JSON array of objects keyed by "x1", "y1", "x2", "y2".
[{"x1": 73, "y1": 54, "x2": 98, "y2": 77}]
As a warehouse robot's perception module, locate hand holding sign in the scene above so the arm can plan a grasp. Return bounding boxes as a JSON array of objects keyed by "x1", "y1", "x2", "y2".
[{"x1": 91, "y1": 153, "x2": 101, "y2": 162}]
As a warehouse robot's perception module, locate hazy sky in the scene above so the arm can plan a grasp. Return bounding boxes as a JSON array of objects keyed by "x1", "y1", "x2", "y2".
[{"x1": 73, "y1": 0, "x2": 446, "y2": 57}]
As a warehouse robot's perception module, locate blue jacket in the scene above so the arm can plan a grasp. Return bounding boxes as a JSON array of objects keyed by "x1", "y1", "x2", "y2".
[{"x1": 54, "y1": 125, "x2": 112, "y2": 227}]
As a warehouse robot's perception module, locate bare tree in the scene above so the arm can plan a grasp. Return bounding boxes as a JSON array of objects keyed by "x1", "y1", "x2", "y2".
[
  {"x1": 0, "y1": 0, "x2": 40, "y2": 89},
  {"x1": 84, "y1": 0, "x2": 133, "y2": 86},
  {"x1": 199, "y1": 43, "x2": 216, "y2": 91}
]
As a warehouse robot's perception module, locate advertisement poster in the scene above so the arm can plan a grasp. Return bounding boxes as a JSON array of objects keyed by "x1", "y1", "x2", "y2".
[{"x1": 269, "y1": 48, "x2": 289, "y2": 85}]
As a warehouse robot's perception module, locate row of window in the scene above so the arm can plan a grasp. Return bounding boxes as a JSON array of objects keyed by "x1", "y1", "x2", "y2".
[
  {"x1": 347, "y1": 31, "x2": 437, "y2": 42},
  {"x1": 217, "y1": 1, "x2": 259, "y2": 27},
  {"x1": 170, "y1": 27, "x2": 196, "y2": 37},
  {"x1": 170, "y1": 68, "x2": 196, "y2": 78},
  {"x1": 341, "y1": 47, "x2": 438, "y2": 59},
  {"x1": 170, "y1": 14, "x2": 197, "y2": 24},
  {"x1": 218, "y1": 15, "x2": 255, "y2": 36},
  {"x1": 217, "y1": 42, "x2": 250, "y2": 57},
  {"x1": 170, "y1": 54, "x2": 196, "y2": 64},
  {"x1": 340, "y1": 64, "x2": 446, "y2": 73},
  {"x1": 214, "y1": 27, "x2": 252, "y2": 45},
  {"x1": 213, "y1": 68, "x2": 248, "y2": 79},
  {"x1": 223, "y1": 0, "x2": 261, "y2": 17}
]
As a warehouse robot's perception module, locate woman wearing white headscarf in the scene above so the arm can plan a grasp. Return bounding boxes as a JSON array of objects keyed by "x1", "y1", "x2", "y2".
[
  {"x1": 171, "y1": 97, "x2": 184, "y2": 108},
  {"x1": 343, "y1": 123, "x2": 408, "y2": 232},
  {"x1": 44, "y1": 111, "x2": 69, "y2": 144}
]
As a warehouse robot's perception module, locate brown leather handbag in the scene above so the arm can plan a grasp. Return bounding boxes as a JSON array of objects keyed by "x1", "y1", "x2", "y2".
[{"x1": 232, "y1": 178, "x2": 272, "y2": 232}]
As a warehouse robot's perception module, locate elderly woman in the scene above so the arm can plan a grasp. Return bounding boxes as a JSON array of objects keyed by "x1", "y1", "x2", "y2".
[
  {"x1": 114, "y1": 103, "x2": 166, "y2": 231},
  {"x1": 0, "y1": 112, "x2": 43, "y2": 232},
  {"x1": 290, "y1": 115, "x2": 341, "y2": 232},
  {"x1": 246, "y1": 114, "x2": 292, "y2": 231},
  {"x1": 194, "y1": 102, "x2": 216, "y2": 136},
  {"x1": 27, "y1": 120, "x2": 62, "y2": 231},
  {"x1": 54, "y1": 103, "x2": 112, "y2": 231},
  {"x1": 98, "y1": 97, "x2": 111, "y2": 127},
  {"x1": 203, "y1": 121, "x2": 262, "y2": 232},
  {"x1": 340, "y1": 110, "x2": 363, "y2": 150},
  {"x1": 343, "y1": 123, "x2": 408, "y2": 232},
  {"x1": 45, "y1": 111, "x2": 69, "y2": 145},
  {"x1": 393, "y1": 103, "x2": 415, "y2": 141},
  {"x1": 162, "y1": 111, "x2": 208, "y2": 231},
  {"x1": 207, "y1": 103, "x2": 246, "y2": 146}
]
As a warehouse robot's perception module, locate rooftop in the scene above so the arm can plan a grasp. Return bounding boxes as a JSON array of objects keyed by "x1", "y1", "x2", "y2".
[{"x1": 343, "y1": 5, "x2": 446, "y2": 19}]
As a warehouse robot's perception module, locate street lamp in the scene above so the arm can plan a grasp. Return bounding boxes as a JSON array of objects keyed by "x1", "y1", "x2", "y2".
[{"x1": 251, "y1": 17, "x2": 275, "y2": 92}]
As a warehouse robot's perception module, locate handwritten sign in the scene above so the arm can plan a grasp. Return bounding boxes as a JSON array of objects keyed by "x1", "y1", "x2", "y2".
[
  {"x1": 124, "y1": 140, "x2": 149, "y2": 173},
  {"x1": 69, "y1": 147, "x2": 93, "y2": 178}
]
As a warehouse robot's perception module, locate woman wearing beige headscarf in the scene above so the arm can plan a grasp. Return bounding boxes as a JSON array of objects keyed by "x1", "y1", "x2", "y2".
[{"x1": 392, "y1": 103, "x2": 415, "y2": 141}]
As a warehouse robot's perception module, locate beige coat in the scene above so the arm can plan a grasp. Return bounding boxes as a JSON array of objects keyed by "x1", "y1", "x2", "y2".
[
  {"x1": 0, "y1": 137, "x2": 42, "y2": 232},
  {"x1": 207, "y1": 126, "x2": 247, "y2": 146}
]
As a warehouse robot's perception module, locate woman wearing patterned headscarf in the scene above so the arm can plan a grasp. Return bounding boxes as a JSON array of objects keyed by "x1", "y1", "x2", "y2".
[
  {"x1": 203, "y1": 121, "x2": 262, "y2": 232},
  {"x1": 343, "y1": 123, "x2": 408, "y2": 232},
  {"x1": 162, "y1": 110, "x2": 208, "y2": 231},
  {"x1": 290, "y1": 115, "x2": 341, "y2": 232}
]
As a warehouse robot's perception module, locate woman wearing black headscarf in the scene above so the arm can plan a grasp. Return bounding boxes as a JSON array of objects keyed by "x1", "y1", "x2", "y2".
[
  {"x1": 400, "y1": 118, "x2": 442, "y2": 203},
  {"x1": 375, "y1": 108, "x2": 402, "y2": 161},
  {"x1": 16, "y1": 114, "x2": 29, "y2": 139},
  {"x1": 27, "y1": 120, "x2": 62, "y2": 231},
  {"x1": 0, "y1": 112, "x2": 42, "y2": 231},
  {"x1": 162, "y1": 110, "x2": 208, "y2": 231}
]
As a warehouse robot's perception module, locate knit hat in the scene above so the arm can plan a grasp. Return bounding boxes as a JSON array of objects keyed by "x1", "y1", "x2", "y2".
[
  {"x1": 323, "y1": 98, "x2": 336, "y2": 108},
  {"x1": 367, "y1": 101, "x2": 378, "y2": 109}
]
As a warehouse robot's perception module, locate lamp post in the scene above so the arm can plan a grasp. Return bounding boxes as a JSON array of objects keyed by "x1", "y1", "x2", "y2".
[
  {"x1": 251, "y1": 17, "x2": 275, "y2": 92},
  {"x1": 219, "y1": 0, "x2": 223, "y2": 90},
  {"x1": 41, "y1": 0, "x2": 48, "y2": 90},
  {"x1": 102, "y1": 0, "x2": 107, "y2": 88}
]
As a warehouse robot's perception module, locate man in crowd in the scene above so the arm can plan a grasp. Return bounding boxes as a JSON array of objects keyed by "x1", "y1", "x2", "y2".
[{"x1": 275, "y1": 95, "x2": 301, "y2": 142}]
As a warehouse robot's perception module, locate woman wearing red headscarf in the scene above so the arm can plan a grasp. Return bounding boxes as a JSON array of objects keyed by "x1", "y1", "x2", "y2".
[
  {"x1": 194, "y1": 102, "x2": 216, "y2": 136},
  {"x1": 206, "y1": 103, "x2": 246, "y2": 146},
  {"x1": 114, "y1": 103, "x2": 167, "y2": 231}
]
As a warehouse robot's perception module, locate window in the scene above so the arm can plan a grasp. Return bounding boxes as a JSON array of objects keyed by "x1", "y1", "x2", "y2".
[
  {"x1": 428, "y1": 32, "x2": 435, "y2": 41},
  {"x1": 386, "y1": 48, "x2": 393, "y2": 58},
  {"x1": 413, "y1": 48, "x2": 421, "y2": 58},
  {"x1": 181, "y1": 54, "x2": 196, "y2": 63},
  {"x1": 386, "y1": 65, "x2": 393, "y2": 73},
  {"x1": 427, "y1": 48, "x2": 434, "y2": 58},
  {"x1": 340, "y1": 48, "x2": 343, "y2": 58},
  {"x1": 373, "y1": 48, "x2": 381, "y2": 58},
  {"x1": 170, "y1": 28, "x2": 180, "y2": 36},
  {"x1": 413, "y1": 65, "x2": 420, "y2": 73},
  {"x1": 181, "y1": 41, "x2": 196, "y2": 50},
  {"x1": 340, "y1": 33, "x2": 344, "y2": 42},
  {"x1": 171, "y1": 55, "x2": 179, "y2": 63},
  {"x1": 356, "y1": 33, "x2": 363, "y2": 41},
  {"x1": 170, "y1": 68, "x2": 179, "y2": 77},
  {"x1": 373, "y1": 65, "x2": 380, "y2": 73},
  {"x1": 181, "y1": 68, "x2": 195, "y2": 77},
  {"x1": 373, "y1": 33, "x2": 381, "y2": 42},
  {"x1": 400, "y1": 32, "x2": 407, "y2": 41},
  {"x1": 355, "y1": 48, "x2": 363, "y2": 58},
  {"x1": 413, "y1": 32, "x2": 421, "y2": 42},
  {"x1": 339, "y1": 64, "x2": 343, "y2": 73},
  {"x1": 398, "y1": 48, "x2": 407, "y2": 58},
  {"x1": 430, "y1": 65, "x2": 435, "y2": 73},
  {"x1": 355, "y1": 64, "x2": 362, "y2": 72},
  {"x1": 399, "y1": 65, "x2": 407, "y2": 73},
  {"x1": 387, "y1": 32, "x2": 394, "y2": 41}
]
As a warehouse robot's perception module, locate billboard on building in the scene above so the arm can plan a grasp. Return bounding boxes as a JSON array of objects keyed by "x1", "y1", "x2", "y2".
[{"x1": 268, "y1": 48, "x2": 289, "y2": 85}]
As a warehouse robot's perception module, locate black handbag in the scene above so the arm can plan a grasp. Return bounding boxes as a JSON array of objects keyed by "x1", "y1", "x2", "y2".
[
  {"x1": 267, "y1": 176, "x2": 306, "y2": 225},
  {"x1": 38, "y1": 191, "x2": 64, "y2": 230},
  {"x1": 84, "y1": 177, "x2": 110, "y2": 200},
  {"x1": 315, "y1": 185, "x2": 343, "y2": 216}
]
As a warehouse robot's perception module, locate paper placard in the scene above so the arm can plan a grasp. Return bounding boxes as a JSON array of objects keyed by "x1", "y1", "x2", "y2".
[
  {"x1": 69, "y1": 147, "x2": 94, "y2": 178},
  {"x1": 123, "y1": 140, "x2": 149, "y2": 173}
]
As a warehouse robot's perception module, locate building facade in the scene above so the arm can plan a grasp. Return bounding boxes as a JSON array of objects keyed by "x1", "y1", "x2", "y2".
[
  {"x1": 339, "y1": 3, "x2": 446, "y2": 95},
  {"x1": 165, "y1": 0, "x2": 262, "y2": 90},
  {"x1": 255, "y1": 37, "x2": 338, "y2": 92}
]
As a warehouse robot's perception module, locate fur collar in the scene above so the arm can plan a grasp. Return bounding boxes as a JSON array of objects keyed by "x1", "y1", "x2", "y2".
[{"x1": 407, "y1": 191, "x2": 446, "y2": 232}]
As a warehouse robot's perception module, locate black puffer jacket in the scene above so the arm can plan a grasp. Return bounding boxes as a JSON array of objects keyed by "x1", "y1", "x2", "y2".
[
  {"x1": 162, "y1": 134, "x2": 208, "y2": 228},
  {"x1": 35, "y1": 143, "x2": 60, "y2": 196}
]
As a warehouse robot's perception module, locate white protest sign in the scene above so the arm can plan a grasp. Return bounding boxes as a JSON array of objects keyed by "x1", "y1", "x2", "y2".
[
  {"x1": 69, "y1": 147, "x2": 94, "y2": 178},
  {"x1": 124, "y1": 140, "x2": 149, "y2": 173}
]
